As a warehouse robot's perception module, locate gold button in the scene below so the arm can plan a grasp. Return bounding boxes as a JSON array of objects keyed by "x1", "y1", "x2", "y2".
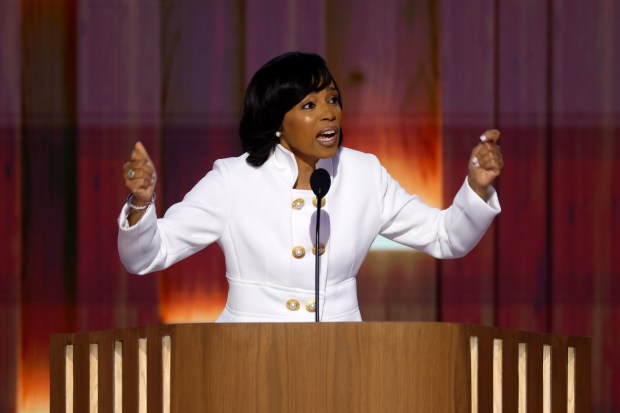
[
  {"x1": 312, "y1": 196, "x2": 326, "y2": 208},
  {"x1": 306, "y1": 299, "x2": 316, "y2": 312},
  {"x1": 292, "y1": 198, "x2": 305, "y2": 210},
  {"x1": 312, "y1": 243, "x2": 326, "y2": 256},
  {"x1": 286, "y1": 299, "x2": 300, "y2": 311},
  {"x1": 292, "y1": 246, "x2": 306, "y2": 258}
]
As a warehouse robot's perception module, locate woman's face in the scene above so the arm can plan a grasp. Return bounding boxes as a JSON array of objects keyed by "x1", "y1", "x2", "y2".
[{"x1": 279, "y1": 84, "x2": 342, "y2": 167}]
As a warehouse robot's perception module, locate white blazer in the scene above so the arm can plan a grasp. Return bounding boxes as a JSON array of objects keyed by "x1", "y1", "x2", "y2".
[{"x1": 118, "y1": 145, "x2": 500, "y2": 322}]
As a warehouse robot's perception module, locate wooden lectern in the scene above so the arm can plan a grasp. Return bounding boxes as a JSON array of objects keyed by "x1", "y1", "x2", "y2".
[{"x1": 51, "y1": 322, "x2": 590, "y2": 412}]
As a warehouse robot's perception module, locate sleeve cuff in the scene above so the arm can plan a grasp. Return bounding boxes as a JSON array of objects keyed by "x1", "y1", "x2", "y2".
[
  {"x1": 117, "y1": 202, "x2": 157, "y2": 231},
  {"x1": 462, "y1": 177, "x2": 501, "y2": 214}
]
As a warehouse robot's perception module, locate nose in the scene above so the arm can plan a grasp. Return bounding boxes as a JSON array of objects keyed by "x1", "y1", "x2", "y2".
[{"x1": 321, "y1": 103, "x2": 337, "y2": 121}]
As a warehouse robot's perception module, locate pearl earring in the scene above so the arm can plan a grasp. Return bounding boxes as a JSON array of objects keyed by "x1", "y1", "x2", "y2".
[{"x1": 275, "y1": 131, "x2": 282, "y2": 138}]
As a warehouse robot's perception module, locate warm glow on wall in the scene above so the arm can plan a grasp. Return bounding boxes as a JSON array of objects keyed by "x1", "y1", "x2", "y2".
[
  {"x1": 159, "y1": 285, "x2": 228, "y2": 323},
  {"x1": 18, "y1": 364, "x2": 48, "y2": 413}
]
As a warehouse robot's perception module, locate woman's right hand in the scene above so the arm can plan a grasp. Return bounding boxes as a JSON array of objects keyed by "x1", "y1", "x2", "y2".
[{"x1": 123, "y1": 142, "x2": 157, "y2": 214}]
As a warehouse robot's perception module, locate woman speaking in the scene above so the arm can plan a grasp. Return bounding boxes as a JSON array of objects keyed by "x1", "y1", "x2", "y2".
[{"x1": 118, "y1": 52, "x2": 503, "y2": 322}]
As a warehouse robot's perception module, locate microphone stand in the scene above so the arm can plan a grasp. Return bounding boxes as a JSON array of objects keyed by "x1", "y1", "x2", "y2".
[
  {"x1": 314, "y1": 194, "x2": 323, "y2": 322},
  {"x1": 310, "y1": 168, "x2": 330, "y2": 323}
]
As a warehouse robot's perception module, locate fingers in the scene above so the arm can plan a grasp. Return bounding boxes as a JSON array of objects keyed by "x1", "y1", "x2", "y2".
[
  {"x1": 472, "y1": 129, "x2": 503, "y2": 167},
  {"x1": 124, "y1": 161, "x2": 156, "y2": 188},
  {"x1": 480, "y1": 129, "x2": 500, "y2": 144},
  {"x1": 472, "y1": 143, "x2": 503, "y2": 170}
]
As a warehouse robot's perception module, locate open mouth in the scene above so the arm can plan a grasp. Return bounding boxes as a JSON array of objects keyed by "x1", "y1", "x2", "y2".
[{"x1": 316, "y1": 127, "x2": 339, "y2": 146}]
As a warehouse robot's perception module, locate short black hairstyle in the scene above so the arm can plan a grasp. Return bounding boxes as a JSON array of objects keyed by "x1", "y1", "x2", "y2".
[{"x1": 239, "y1": 52, "x2": 343, "y2": 167}]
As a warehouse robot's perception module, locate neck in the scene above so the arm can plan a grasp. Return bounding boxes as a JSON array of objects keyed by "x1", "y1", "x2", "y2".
[{"x1": 293, "y1": 155, "x2": 317, "y2": 190}]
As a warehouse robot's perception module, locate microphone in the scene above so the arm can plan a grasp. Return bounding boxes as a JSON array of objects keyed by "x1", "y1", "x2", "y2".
[{"x1": 310, "y1": 168, "x2": 331, "y2": 322}]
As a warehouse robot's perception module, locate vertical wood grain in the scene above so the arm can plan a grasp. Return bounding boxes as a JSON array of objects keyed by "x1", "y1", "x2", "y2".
[
  {"x1": 551, "y1": 1, "x2": 620, "y2": 410},
  {"x1": 543, "y1": 345, "x2": 551, "y2": 413},
  {"x1": 496, "y1": 0, "x2": 551, "y2": 333},
  {"x1": 326, "y1": 0, "x2": 442, "y2": 321},
  {"x1": 65, "y1": 345, "x2": 74, "y2": 413},
  {"x1": 158, "y1": 0, "x2": 244, "y2": 324},
  {"x1": 471, "y1": 336, "x2": 479, "y2": 413},
  {"x1": 0, "y1": 2, "x2": 21, "y2": 412},
  {"x1": 501, "y1": 337, "x2": 519, "y2": 413},
  {"x1": 162, "y1": 335, "x2": 171, "y2": 413},
  {"x1": 5, "y1": 2, "x2": 620, "y2": 411},
  {"x1": 114, "y1": 341, "x2": 122, "y2": 413},
  {"x1": 76, "y1": 0, "x2": 160, "y2": 333},
  {"x1": 518, "y1": 343, "x2": 527, "y2": 413},
  {"x1": 244, "y1": 0, "x2": 326, "y2": 78},
  {"x1": 439, "y1": 0, "x2": 497, "y2": 326},
  {"x1": 20, "y1": 1, "x2": 78, "y2": 410},
  {"x1": 89, "y1": 343, "x2": 98, "y2": 413}
]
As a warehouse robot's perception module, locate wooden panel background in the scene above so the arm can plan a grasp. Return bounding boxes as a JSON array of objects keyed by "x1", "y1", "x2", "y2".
[
  {"x1": 0, "y1": 0, "x2": 618, "y2": 411},
  {"x1": 0, "y1": 2, "x2": 21, "y2": 412}
]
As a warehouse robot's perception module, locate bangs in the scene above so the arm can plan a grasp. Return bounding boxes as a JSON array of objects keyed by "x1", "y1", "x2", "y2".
[
  {"x1": 265, "y1": 53, "x2": 340, "y2": 111},
  {"x1": 294, "y1": 65, "x2": 335, "y2": 95}
]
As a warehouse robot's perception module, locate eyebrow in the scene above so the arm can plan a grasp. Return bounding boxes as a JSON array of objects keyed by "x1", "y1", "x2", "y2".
[{"x1": 307, "y1": 86, "x2": 338, "y2": 96}]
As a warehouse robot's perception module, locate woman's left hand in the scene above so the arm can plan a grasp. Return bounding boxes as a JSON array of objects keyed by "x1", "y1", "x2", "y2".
[{"x1": 467, "y1": 129, "x2": 504, "y2": 200}]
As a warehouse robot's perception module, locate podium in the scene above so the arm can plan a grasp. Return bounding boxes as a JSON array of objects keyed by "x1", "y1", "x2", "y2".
[{"x1": 51, "y1": 322, "x2": 590, "y2": 412}]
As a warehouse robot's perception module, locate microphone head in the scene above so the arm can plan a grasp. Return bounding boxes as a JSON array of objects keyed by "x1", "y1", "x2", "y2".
[{"x1": 310, "y1": 168, "x2": 331, "y2": 198}]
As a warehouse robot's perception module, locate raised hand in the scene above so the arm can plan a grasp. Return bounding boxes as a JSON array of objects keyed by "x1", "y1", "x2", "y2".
[
  {"x1": 123, "y1": 142, "x2": 157, "y2": 219},
  {"x1": 467, "y1": 129, "x2": 504, "y2": 200}
]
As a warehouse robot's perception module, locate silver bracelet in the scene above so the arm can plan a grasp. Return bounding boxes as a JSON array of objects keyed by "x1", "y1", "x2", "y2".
[{"x1": 127, "y1": 193, "x2": 156, "y2": 211}]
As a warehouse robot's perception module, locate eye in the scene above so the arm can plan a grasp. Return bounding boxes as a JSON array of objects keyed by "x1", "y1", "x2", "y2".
[
  {"x1": 328, "y1": 95, "x2": 340, "y2": 105},
  {"x1": 302, "y1": 101, "x2": 316, "y2": 109}
]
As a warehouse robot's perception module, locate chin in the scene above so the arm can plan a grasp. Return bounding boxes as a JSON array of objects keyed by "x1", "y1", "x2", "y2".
[{"x1": 317, "y1": 146, "x2": 339, "y2": 159}]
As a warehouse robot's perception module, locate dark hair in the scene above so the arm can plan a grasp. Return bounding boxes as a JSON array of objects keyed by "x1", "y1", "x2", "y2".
[{"x1": 240, "y1": 52, "x2": 343, "y2": 167}]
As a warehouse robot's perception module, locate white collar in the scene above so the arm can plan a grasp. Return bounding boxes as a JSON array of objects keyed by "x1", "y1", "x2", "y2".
[{"x1": 271, "y1": 144, "x2": 336, "y2": 188}]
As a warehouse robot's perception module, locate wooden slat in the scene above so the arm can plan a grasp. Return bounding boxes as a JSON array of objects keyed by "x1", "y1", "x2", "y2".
[
  {"x1": 162, "y1": 335, "x2": 172, "y2": 413},
  {"x1": 0, "y1": 2, "x2": 21, "y2": 412},
  {"x1": 478, "y1": 333, "x2": 495, "y2": 413},
  {"x1": 50, "y1": 323, "x2": 590, "y2": 412},
  {"x1": 567, "y1": 347, "x2": 575, "y2": 413},
  {"x1": 114, "y1": 341, "x2": 122, "y2": 413},
  {"x1": 138, "y1": 338, "x2": 147, "y2": 413},
  {"x1": 518, "y1": 343, "x2": 527, "y2": 413},
  {"x1": 89, "y1": 344, "x2": 98, "y2": 413},
  {"x1": 65, "y1": 345, "x2": 73, "y2": 413},
  {"x1": 492, "y1": 339, "x2": 502, "y2": 413},
  {"x1": 543, "y1": 345, "x2": 551, "y2": 413},
  {"x1": 471, "y1": 336, "x2": 479, "y2": 413}
]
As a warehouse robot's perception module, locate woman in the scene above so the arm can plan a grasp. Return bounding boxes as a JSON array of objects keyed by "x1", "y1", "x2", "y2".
[{"x1": 118, "y1": 52, "x2": 503, "y2": 322}]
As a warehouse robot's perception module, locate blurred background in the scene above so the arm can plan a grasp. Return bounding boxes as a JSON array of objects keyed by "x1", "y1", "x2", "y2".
[{"x1": 0, "y1": 0, "x2": 618, "y2": 411}]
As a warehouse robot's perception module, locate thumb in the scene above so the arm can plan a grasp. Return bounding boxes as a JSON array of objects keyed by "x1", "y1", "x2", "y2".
[{"x1": 134, "y1": 141, "x2": 152, "y2": 162}]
